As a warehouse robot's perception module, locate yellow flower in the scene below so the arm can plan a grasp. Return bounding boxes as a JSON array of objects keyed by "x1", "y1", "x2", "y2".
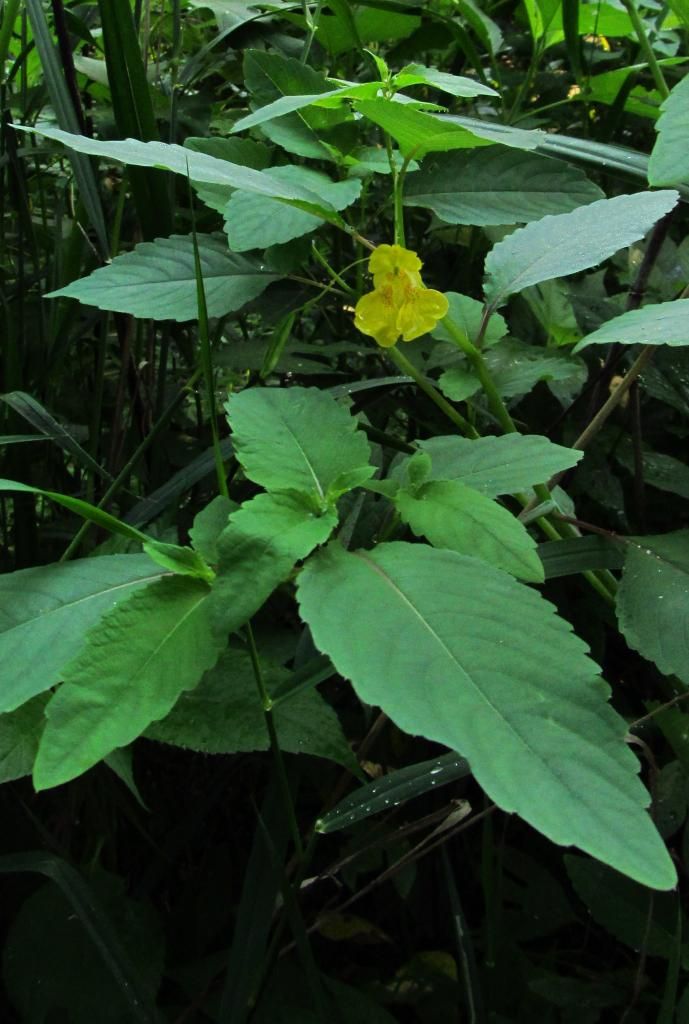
[{"x1": 354, "y1": 244, "x2": 449, "y2": 348}]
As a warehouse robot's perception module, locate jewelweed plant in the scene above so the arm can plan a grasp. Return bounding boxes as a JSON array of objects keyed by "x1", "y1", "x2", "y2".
[{"x1": 1, "y1": 0, "x2": 689, "y2": 1019}]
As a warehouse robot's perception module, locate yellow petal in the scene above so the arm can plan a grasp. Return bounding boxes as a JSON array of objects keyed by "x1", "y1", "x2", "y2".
[
  {"x1": 354, "y1": 288, "x2": 400, "y2": 347},
  {"x1": 398, "y1": 289, "x2": 449, "y2": 342},
  {"x1": 369, "y1": 243, "x2": 422, "y2": 280}
]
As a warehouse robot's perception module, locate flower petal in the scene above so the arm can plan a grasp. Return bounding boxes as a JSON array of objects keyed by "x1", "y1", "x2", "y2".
[
  {"x1": 369, "y1": 243, "x2": 422, "y2": 280},
  {"x1": 354, "y1": 289, "x2": 400, "y2": 346}
]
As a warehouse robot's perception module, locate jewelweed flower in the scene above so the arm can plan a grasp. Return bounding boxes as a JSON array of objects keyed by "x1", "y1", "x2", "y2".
[{"x1": 354, "y1": 244, "x2": 449, "y2": 348}]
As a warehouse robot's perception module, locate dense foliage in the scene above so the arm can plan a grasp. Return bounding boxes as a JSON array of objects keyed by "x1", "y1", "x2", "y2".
[{"x1": 1, "y1": 0, "x2": 689, "y2": 1019}]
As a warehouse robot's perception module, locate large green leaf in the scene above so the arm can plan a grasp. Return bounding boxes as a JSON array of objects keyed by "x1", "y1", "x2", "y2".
[
  {"x1": 396, "y1": 480, "x2": 544, "y2": 581},
  {"x1": 355, "y1": 100, "x2": 541, "y2": 158},
  {"x1": 227, "y1": 386, "x2": 373, "y2": 502},
  {"x1": 225, "y1": 167, "x2": 361, "y2": 252},
  {"x1": 405, "y1": 149, "x2": 604, "y2": 225},
  {"x1": 208, "y1": 491, "x2": 338, "y2": 640},
  {"x1": 34, "y1": 576, "x2": 221, "y2": 789},
  {"x1": 617, "y1": 532, "x2": 689, "y2": 684},
  {"x1": 25, "y1": 124, "x2": 338, "y2": 216},
  {"x1": 147, "y1": 648, "x2": 357, "y2": 771},
  {"x1": 574, "y1": 299, "x2": 689, "y2": 350},
  {"x1": 414, "y1": 434, "x2": 583, "y2": 496},
  {"x1": 0, "y1": 554, "x2": 163, "y2": 713},
  {"x1": 184, "y1": 136, "x2": 270, "y2": 214},
  {"x1": 354, "y1": 99, "x2": 495, "y2": 158},
  {"x1": 47, "y1": 235, "x2": 279, "y2": 321},
  {"x1": 483, "y1": 191, "x2": 679, "y2": 309},
  {"x1": 297, "y1": 542, "x2": 675, "y2": 889},
  {"x1": 648, "y1": 75, "x2": 689, "y2": 187}
]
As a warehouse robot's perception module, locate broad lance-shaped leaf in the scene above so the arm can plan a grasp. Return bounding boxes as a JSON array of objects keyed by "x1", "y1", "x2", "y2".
[
  {"x1": 396, "y1": 479, "x2": 544, "y2": 582},
  {"x1": 355, "y1": 99, "x2": 541, "y2": 158},
  {"x1": 147, "y1": 647, "x2": 358, "y2": 772},
  {"x1": 617, "y1": 531, "x2": 689, "y2": 685},
  {"x1": 298, "y1": 542, "x2": 676, "y2": 889},
  {"x1": 34, "y1": 576, "x2": 221, "y2": 789},
  {"x1": 413, "y1": 434, "x2": 583, "y2": 497},
  {"x1": 483, "y1": 190, "x2": 679, "y2": 309},
  {"x1": 225, "y1": 167, "x2": 361, "y2": 252},
  {"x1": 404, "y1": 149, "x2": 604, "y2": 226},
  {"x1": 22, "y1": 124, "x2": 339, "y2": 219},
  {"x1": 227, "y1": 386, "x2": 373, "y2": 502},
  {"x1": 208, "y1": 491, "x2": 338, "y2": 640},
  {"x1": 574, "y1": 299, "x2": 689, "y2": 351},
  {"x1": 648, "y1": 74, "x2": 689, "y2": 187},
  {"x1": 0, "y1": 554, "x2": 164, "y2": 712},
  {"x1": 47, "y1": 235, "x2": 279, "y2": 322}
]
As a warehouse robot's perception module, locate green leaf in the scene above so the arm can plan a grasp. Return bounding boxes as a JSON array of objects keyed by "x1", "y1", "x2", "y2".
[
  {"x1": 538, "y1": 537, "x2": 625, "y2": 579},
  {"x1": 147, "y1": 647, "x2": 357, "y2": 772},
  {"x1": 184, "y1": 136, "x2": 270, "y2": 213},
  {"x1": 317, "y1": 751, "x2": 471, "y2": 834},
  {"x1": 24, "y1": 124, "x2": 337, "y2": 214},
  {"x1": 34, "y1": 576, "x2": 220, "y2": 789},
  {"x1": 483, "y1": 338, "x2": 587, "y2": 399},
  {"x1": 1, "y1": 390, "x2": 112, "y2": 482},
  {"x1": 227, "y1": 386, "x2": 373, "y2": 502},
  {"x1": 0, "y1": 554, "x2": 164, "y2": 712},
  {"x1": 298, "y1": 542, "x2": 675, "y2": 889},
  {"x1": 648, "y1": 75, "x2": 689, "y2": 186},
  {"x1": 225, "y1": 167, "x2": 361, "y2": 252},
  {"x1": 565, "y1": 855, "x2": 685, "y2": 961},
  {"x1": 431, "y1": 292, "x2": 507, "y2": 348},
  {"x1": 615, "y1": 439, "x2": 689, "y2": 501},
  {"x1": 414, "y1": 434, "x2": 583, "y2": 496},
  {"x1": 243, "y1": 49, "x2": 349, "y2": 160},
  {"x1": 47, "y1": 235, "x2": 279, "y2": 322},
  {"x1": 574, "y1": 299, "x2": 689, "y2": 350},
  {"x1": 189, "y1": 495, "x2": 237, "y2": 565},
  {"x1": 405, "y1": 149, "x2": 604, "y2": 225},
  {"x1": 396, "y1": 480, "x2": 544, "y2": 581},
  {"x1": 354, "y1": 98, "x2": 496, "y2": 158},
  {"x1": 3, "y1": 870, "x2": 163, "y2": 1024},
  {"x1": 484, "y1": 191, "x2": 680, "y2": 309},
  {"x1": 208, "y1": 491, "x2": 338, "y2": 640},
  {"x1": 0, "y1": 696, "x2": 48, "y2": 784},
  {"x1": 395, "y1": 63, "x2": 498, "y2": 98},
  {"x1": 617, "y1": 532, "x2": 689, "y2": 684},
  {"x1": 0, "y1": 479, "x2": 213, "y2": 581}
]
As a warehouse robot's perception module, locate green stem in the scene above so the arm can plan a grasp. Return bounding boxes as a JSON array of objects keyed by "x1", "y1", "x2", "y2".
[
  {"x1": 300, "y1": 0, "x2": 323, "y2": 64},
  {"x1": 310, "y1": 243, "x2": 356, "y2": 295},
  {"x1": 441, "y1": 317, "x2": 617, "y2": 603},
  {"x1": 386, "y1": 345, "x2": 479, "y2": 438},
  {"x1": 620, "y1": 0, "x2": 670, "y2": 99},
  {"x1": 59, "y1": 366, "x2": 203, "y2": 561},
  {"x1": 0, "y1": 0, "x2": 21, "y2": 81},
  {"x1": 247, "y1": 623, "x2": 304, "y2": 859},
  {"x1": 442, "y1": 314, "x2": 518, "y2": 435},
  {"x1": 385, "y1": 133, "x2": 405, "y2": 247}
]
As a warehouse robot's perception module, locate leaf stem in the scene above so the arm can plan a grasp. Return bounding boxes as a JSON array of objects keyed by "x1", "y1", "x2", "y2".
[
  {"x1": 246, "y1": 623, "x2": 304, "y2": 859},
  {"x1": 619, "y1": 0, "x2": 670, "y2": 99},
  {"x1": 386, "y1": 345, "x2": 479, "y2": 438},
  {"x1": 442, "y1": 314, "x2": 518, "y2": 435}
]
